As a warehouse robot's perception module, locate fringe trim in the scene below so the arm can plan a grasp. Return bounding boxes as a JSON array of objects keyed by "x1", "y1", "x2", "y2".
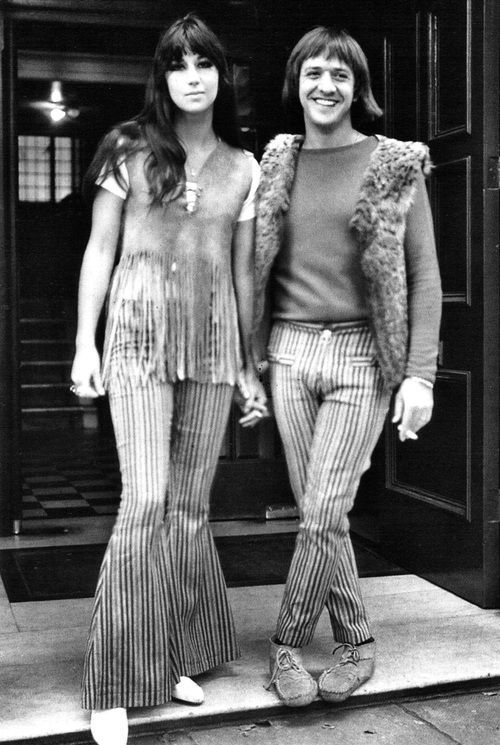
[{"x1": 102, "y1": 251, "x2": 241, "y2": 387}]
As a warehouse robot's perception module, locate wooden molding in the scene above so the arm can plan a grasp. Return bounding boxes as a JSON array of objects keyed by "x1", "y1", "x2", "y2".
[
  {"x1": 430, "y1": 156, "x2": 472, "y2": 306},
  {"x1": 18, "y1": 49, "x2": 150, "y2": 84},
  {"x1": 385, "y1": 369, "x2": 472, "y2": 520},
  {"x1": 428, "y1": 0, "x2": 472, "y2": 140}
]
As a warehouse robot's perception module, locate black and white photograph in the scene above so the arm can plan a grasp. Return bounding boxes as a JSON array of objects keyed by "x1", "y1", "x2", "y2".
[{"x1": 0, "y1": 1, "x2": 498, "y2": 744}]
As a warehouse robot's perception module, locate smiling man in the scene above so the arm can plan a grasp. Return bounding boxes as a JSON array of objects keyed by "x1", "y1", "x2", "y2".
[
  {"x1": 254, "y1": 27, "x2": 442, "y2": 708},
  {"x1": 299, "y1": 56, "x2": 355, "y2": 136}
]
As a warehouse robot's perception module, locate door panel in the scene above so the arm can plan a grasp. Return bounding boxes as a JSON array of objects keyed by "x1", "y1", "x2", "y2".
[
  {"x1": 387, "y1": 371, "x2": 471, "y2": 517},
  {"x1": 432, "y1": 157, "x2": 472, "y2": 303},
  {"x1": 428, "y1": 0, "x2": 471, "y2": 139},
  {"x1": 211, "y1": 405, "x2": 294, "y2": 520}
]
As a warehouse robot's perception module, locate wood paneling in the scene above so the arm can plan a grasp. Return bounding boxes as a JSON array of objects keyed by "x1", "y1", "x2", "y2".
[
  {"x1": 375, "y1": 0, "x2": 499, "y2": 607},
  {"x1": 18, "y1": 50, "x2": 150, "y2": 84},
  {"x1": 428, "y1": 0, "x2": 472, "y2": 139},
  {"x1": 386, "y1": 370, "x2": 471, "y2": 518},
  {"x1": 431, "y1": 157, "x2": 472, "y2": 304}
]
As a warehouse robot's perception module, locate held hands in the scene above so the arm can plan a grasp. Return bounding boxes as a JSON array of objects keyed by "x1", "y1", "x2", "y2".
[
  {"x1": 236, "y1": 366, "x2": 270, "y2": 428},
  {"x1": 392, "y1": 377, "x2": 434, "y2": 442},
  {"x1": 70, "y1": 344, "x2": 105, "y2": 398}
]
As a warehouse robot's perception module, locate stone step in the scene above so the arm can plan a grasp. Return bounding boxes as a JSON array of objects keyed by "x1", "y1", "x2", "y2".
[
  {"x1": 20, "y1": 297, "x2": 70, "y2": 318},
  {"x1": 21, "y1": 382, "x2": 78, "y2": 408},
  {"x1": 20, "y1": 360, "x2": 73, "y2": 384},
  {"x1": 19, "y1": 317, "x2": 68, "y2": 340},
  {"x1": 21, "y1": 339, "x2": 74, "y2": 362},
  {"x1": 22, "y1": 405, "x2": 98, "y2": 431}
]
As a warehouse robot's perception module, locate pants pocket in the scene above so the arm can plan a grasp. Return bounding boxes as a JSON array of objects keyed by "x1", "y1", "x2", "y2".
[{"x1": 349, "y1": 355, "x2": 377, "y2": 368}]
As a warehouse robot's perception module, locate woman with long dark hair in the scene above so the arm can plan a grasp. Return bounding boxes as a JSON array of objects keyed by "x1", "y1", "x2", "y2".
[{"x1": 71, "y1": 14, "x2": 266, "y2": 745}]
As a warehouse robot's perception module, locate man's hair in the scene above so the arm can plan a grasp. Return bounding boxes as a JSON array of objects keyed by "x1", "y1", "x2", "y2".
[{"x1": 282, "y1": 26, "x2": 383, "y2": 132}]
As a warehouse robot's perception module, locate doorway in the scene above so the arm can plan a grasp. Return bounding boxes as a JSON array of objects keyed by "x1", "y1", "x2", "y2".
[
  {"x1": 13, "y1": 12, "x2": 295, "y2": 527},
  {"x1": 1, "y1": 0, "x2": 498, "y2": 607}
]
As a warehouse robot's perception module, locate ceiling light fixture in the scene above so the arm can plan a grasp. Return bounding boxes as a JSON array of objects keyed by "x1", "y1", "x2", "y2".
[
  {"x1": 50, "y1": 107, "x2": 66, "y2": 122},
  {"x1": 49, "y1": 80, "x2": 63, "y2": 103}
]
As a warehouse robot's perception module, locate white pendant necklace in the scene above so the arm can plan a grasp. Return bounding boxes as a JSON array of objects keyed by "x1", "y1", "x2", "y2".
[
  {"x1": 183, "y1": 137, "x2": 219, "y2": 213},
  {"x1": 184, "y1": 162, "x2": 201, "y2": 214},
  {"x1": 184, "y1": 178, "x2": 202, "y2": 213}
]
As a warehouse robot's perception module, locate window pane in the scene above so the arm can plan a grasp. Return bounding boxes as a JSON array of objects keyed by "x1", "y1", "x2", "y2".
[
  {"x1": 18, "y1": 135, "x2": 81, "y2": 203},
  {"x1": 54, "y1": 137, "x2": 73, "y2": 202},
  {"x1": 18, "y1": 135, "x2": 51, "y2": 202}
]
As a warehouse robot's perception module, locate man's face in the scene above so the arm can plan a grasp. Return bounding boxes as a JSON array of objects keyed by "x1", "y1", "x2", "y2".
[{"x1": 298, "y1": 55, "x2": 356, "y2": 134}]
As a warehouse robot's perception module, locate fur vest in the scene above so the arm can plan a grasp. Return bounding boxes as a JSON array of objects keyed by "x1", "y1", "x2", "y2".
[{"x1": 254, "y1": 134, "x2": 432, "y2": 389}]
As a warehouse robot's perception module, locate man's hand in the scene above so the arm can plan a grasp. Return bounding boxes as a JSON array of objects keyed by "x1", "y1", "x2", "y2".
[{"x1": 392, "y1": 377, "x2": 434, "y2": 442}]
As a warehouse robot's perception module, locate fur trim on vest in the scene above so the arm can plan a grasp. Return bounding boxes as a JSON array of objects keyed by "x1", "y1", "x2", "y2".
[{"x1": 254, "y1": 134, "x2": 432, "y2": 389}]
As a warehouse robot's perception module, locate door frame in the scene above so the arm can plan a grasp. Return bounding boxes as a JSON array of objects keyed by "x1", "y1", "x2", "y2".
[{"x1": 480, "y1": 0, "x2": 500, "y2": 605}]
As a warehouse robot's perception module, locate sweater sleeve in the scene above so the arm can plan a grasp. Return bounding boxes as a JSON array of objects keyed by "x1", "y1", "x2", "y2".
[{"x1": 404, "y1": 169, "x2": 442, "y2": 383}]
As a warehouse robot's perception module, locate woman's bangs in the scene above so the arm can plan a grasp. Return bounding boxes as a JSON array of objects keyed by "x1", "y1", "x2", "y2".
[{"x1": 166, "y1": 24, "x2": 224, "y2": 70}]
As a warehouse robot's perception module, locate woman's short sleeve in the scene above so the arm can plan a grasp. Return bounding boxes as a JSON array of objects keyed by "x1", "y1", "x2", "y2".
[
  {"x1": 97, "y1": 161, "x2": 129, "y2": 200},
  {"x1": 236, "y1": 155, "x2": 260, "y2": 222}
]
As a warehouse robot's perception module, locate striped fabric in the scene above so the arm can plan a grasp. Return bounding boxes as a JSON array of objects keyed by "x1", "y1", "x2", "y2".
[
  {"x1": 82, "y1": 376, "x2": 238, "y2": 710},
  {"x1": 268, "y1": 320, "x2": 392, "y2": 648}
]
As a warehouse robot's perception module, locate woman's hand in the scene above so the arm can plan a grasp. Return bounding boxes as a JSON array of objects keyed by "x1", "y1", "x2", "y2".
[
  {"x1": 236, "y1": 367, "x2": 270, "y2": 428},
  {"x1": 70, "y1": 344, "x2": 105, "y2": 399},
  {"x1": 392, "y1": 377, "x2": 434, "y2": 442}
]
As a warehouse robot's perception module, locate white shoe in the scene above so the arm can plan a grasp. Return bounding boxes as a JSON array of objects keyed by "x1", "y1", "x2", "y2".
[
  {"x1": 90, "y1": 708, "x2": 128, "y2": 745},
  {"x1": 172, "y1": 676, "x2": 204, "y2": 705}
]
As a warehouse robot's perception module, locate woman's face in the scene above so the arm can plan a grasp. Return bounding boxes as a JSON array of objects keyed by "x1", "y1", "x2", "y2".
[
  {"x1": 166, "y1": 52, "x2": 219, "y2": 116},
  {"x1": 298, "y1": 55, "x2": 356, "y2": 133}
]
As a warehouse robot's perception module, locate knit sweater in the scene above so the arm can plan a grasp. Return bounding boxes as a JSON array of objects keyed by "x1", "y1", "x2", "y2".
[{"x1": 255, "y1": 134, "x2": 442, "y2": 388}]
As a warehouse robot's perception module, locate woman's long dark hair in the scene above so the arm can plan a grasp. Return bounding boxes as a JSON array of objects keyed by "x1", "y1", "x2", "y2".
[{"x1": 85, "y1": 14, "x2": 241, "y2": 203}]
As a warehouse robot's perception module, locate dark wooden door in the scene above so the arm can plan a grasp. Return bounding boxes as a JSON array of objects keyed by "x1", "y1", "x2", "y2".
[{"x1": 369, "y1": 0, "x2": 499, "y2": 607}]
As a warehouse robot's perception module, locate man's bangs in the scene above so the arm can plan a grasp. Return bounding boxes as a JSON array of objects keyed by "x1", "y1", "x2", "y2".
[
  {"x1": 294, "y1": 29, "x2": 366, "y2": 81},
  {"x1": 323, "y1": 39, "x2": 359, "y2": 72}
]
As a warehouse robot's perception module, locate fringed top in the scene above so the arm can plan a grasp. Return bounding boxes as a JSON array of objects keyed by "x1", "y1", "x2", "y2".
[{"x1": 101, "y1": 141, "x2": 254, "y2": 387}]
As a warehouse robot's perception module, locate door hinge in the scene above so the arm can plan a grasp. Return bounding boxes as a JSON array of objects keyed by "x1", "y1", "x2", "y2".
[{"x1": 486, "y1": 156, "x2": 500, "y2": 190}]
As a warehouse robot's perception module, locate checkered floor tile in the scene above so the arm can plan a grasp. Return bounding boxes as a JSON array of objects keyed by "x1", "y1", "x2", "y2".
[{"x1": 21, "y1": 430, "x2": 121, "y2": 519}]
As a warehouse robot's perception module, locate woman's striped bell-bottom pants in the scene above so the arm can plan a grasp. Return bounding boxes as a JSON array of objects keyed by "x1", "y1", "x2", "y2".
[
  {"x1": 268, "y1": 320, "x2": 392, "y2": 648},
  {"x1": 81, "y1": 376, "x2": 238, "y2": 710}
]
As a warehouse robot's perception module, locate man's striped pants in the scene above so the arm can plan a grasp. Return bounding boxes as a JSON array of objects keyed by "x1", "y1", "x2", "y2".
[{"x1": 268, "y1": 320, "x2": 392, "y2": 648}]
